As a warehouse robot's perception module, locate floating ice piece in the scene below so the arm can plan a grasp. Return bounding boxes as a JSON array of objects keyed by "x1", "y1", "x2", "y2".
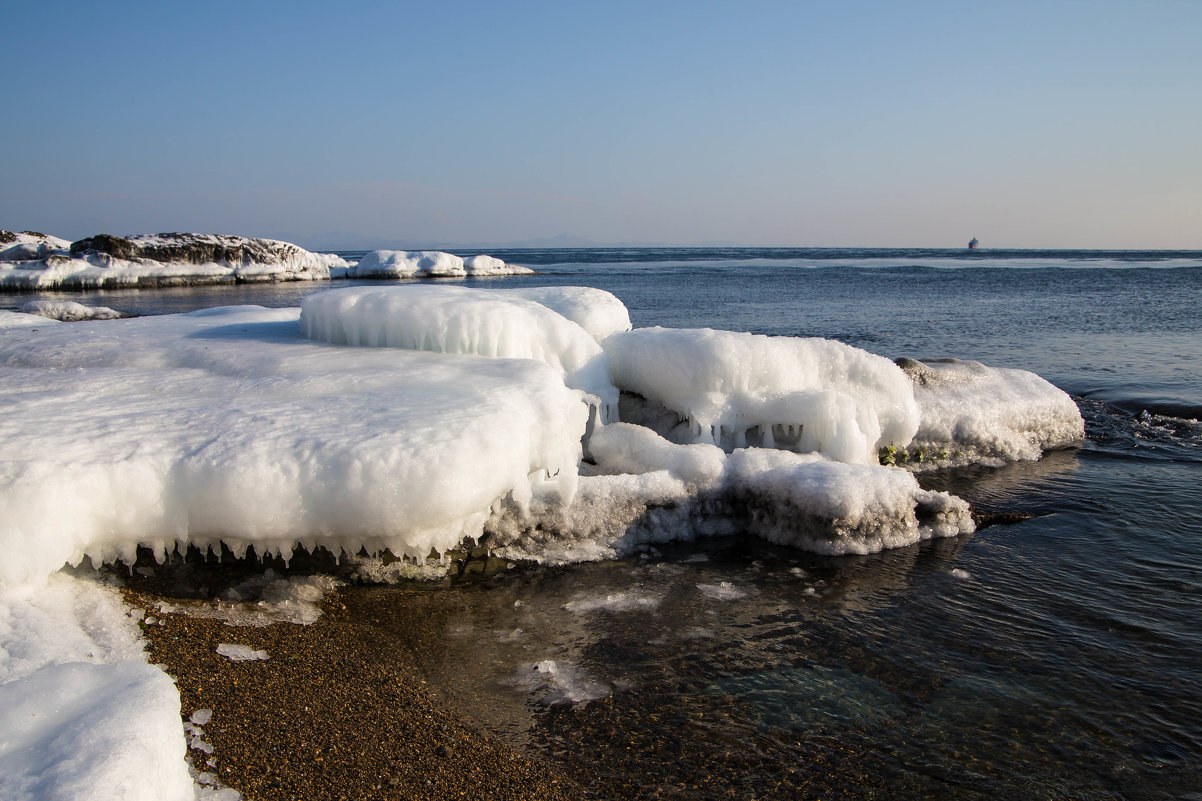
[
  {"x1": 604, "y1": 326, "x2": 920, "y2": 464},
  {"x1": 895, "y1": 357, "x2": 1085, "y2": 466},
  {"x1": 216, "y1": 643, "x2": 269, "y2": 661},
  {"x1": 300, "y1": 284, "x2": 618, "y2": 415},
  {"x1": 564, "y1": 589, "x2": 662, "y2": 613},
  {"x1": 20, "y1": 300, "x2": 125, "y2": 321},
  {"x1": 0, "y1": 305, "x2": 587, "y2": 585}
]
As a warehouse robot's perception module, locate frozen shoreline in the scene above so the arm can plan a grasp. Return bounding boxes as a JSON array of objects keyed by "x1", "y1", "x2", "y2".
[
  {"x1": 0, "y1": 280, "x2": 1084, "y2": 799},
  {"x1": 0, "y1": 231, "x2": 532, "y2": 291}
]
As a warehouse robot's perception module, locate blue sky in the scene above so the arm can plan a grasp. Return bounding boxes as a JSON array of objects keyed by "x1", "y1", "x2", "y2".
[{"x1": 4, "y1": 0, "x2": 1200, "y2": 248}]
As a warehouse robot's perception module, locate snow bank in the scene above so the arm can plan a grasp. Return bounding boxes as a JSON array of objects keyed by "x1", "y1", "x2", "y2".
[
  {"x1": 20, "y1": 300, "x2": 125, "y2": 321},
  {"x1": 895, "y1": 358, "x2": 1085, "y2": 466},
  {"x1": 604, "y1": 327, "x2": 921, "y2": 464},
  {"x1": 0, "y1": 233, "x2": 347, "y2": 289},
  {"x1": 300, "y1": 285, "x2": 618, "y2": 415},
  {"x1": 348, "y1": 250, "x2": 532, "y2": 278},
  {"x1": 0, "y1": 573, "x2": 195, "y2": 801},
  {"x1": 0, "y1": 305, "x2": 587, "y2": 586}
]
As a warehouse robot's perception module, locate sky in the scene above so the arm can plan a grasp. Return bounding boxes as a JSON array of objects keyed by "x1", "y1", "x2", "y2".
[{"x1": 4, "y1": 0, "x2": 1200, "y2": 249}]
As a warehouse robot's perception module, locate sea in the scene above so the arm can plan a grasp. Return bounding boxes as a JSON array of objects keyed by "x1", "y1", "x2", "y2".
[{"x1": 7, "y1": 248, "x2": 1202, "y2": 800}]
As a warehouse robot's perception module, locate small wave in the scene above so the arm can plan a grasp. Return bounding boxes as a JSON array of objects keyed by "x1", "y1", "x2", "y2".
[{"x1": 1079, "y1": 399, "x2": 1202, "y2": 462}]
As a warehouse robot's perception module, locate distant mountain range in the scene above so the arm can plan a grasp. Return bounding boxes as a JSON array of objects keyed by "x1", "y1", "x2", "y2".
[{"x1": 298, "y1": 232, "x2": 744, "y2": 252}]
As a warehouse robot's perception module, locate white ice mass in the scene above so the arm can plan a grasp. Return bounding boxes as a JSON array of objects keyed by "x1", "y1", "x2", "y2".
[{"x1": 0, "y1": 281, "x2": 1084, "y2": 799}]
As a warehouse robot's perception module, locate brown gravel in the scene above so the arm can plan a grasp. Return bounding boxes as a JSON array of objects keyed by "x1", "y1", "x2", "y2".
[{"x1": 125, "y1": 581, "x2": 584, "y2": 801}]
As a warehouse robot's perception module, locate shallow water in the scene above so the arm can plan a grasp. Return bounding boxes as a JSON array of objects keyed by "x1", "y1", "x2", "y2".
[{"x1": 9, "y1": 248, "x2": 1202, "y2": 798}]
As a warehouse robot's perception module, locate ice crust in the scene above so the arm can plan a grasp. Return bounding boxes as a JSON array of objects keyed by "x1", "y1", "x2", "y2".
[{"x1": 605, "y1": 326, "x2": 921, "y2": 464}]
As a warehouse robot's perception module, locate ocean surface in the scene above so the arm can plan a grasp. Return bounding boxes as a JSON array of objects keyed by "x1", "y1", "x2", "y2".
[{"x1": 8, "y1": 248, "x2": 1202, "y2": 799}]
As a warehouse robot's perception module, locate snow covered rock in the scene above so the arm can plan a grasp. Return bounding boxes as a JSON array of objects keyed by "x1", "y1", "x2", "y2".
[
  {"x1": 0, "y1": 230, "x2": 71, "y2": 262},
  {"x1": 0, "y1": 232, "x2": 347, "y2": 289},
  {"x1": 893, "y1": 357, "x2": 1085, "y2": 467}
]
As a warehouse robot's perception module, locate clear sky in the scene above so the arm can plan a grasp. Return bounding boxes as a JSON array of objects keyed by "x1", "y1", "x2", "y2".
[{"x1": 4, "y1": 0, "x2": 1200, "y2": 248}]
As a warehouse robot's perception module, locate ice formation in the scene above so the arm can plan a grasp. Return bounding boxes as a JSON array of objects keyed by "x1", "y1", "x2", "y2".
[
  {"x1": 300, "y1": 285, "x2": 619, "y2": 416},
  {"x1": 347, "y1": 250, "x2": 533, "y2": 278},
  {"x1": 604, "y1": 326, "x2": 921, "y2": 464},
  {"x1": 492, "y1": 286, "x2": 633, "y2": 341},
  {"x1": 0, "y1": 305, "x2": 587, "y2": 585}
]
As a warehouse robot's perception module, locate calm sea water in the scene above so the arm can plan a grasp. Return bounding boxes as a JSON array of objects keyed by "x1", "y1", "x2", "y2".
[{"x1": 9, "y1": 249, "x2": 1202, "y2": 799}]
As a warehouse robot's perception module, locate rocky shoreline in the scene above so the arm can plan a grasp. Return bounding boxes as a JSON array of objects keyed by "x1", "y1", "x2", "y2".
[{"x1": 0, "y1": 230, "x2": 532, "y2": 291}]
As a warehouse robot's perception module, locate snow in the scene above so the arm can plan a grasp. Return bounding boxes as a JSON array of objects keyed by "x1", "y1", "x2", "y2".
[
  {"x1": 604, "y1": 326, "x2": 921, "y2": 464},
  {"x1": 300, "y1": 285, "x2": 619, "y2": 417},
  {"x1": 0, "y1": 310, "x2": 61, "y2": 328},
  {"x1": 0, "y1": 574, "x2": 196, "y2": 801}
]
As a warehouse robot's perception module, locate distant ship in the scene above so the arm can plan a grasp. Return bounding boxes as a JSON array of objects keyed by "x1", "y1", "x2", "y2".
[{"x1": 968, "y1": 237, "x2": 979, "y2": 250}]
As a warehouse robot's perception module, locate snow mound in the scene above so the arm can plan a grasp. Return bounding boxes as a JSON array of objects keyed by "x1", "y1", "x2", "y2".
[
  {"x1": 464, "y1": 254, "x2": 534, "y2": 276},
  {"x1": 894, "y1": 358, "x2": 1085, "y2": 466},
  {"x1": 300, "y1": 285, "x2": 618, "y2": 416},
  {"x1": 604, "y1": 327, "x2": 920, "y2": 464},
  {"x1": 348, "y1": 250, "x2": 532, "y2": 278},
  {"x1": 493, "y1": 286, "x2": 632, "y2": 341}
]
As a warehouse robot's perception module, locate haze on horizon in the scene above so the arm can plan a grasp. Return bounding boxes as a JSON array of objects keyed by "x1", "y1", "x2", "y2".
[{"x1": 4, "y1": 0, "x2": 1199, "y2": 251}]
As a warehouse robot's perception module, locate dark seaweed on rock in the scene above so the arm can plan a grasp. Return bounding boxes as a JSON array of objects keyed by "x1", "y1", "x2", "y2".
[{"x1": 70, "y1": 232, "x2": 310, "y2": 267}]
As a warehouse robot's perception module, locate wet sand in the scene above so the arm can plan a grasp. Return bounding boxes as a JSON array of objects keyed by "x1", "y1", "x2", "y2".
[{"x1": 124, "y1": 572, "x2": 584, "y2": 801}]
